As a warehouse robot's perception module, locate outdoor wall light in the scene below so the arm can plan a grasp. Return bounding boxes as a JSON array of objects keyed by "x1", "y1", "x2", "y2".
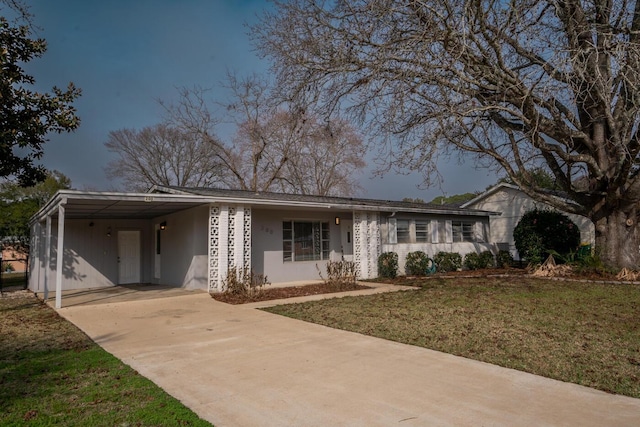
[
  {"x1": 106, "y1": 226, "x2": 112, "y2": 237},
  {"x1": 89, "y1": 221, "x2": 94, "y2": 227},
  {"x1": 335, "y1": 217, "x2": 340, "y2": 225},
  {"x1": 160, "y1": 221, "x2": 167, "y2": 230}
]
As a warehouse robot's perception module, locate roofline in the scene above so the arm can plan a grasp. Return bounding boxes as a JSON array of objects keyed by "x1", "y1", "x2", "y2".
[
  {"x1": 460, "y1": 183, "x2": 519, "y2": 208},
  {"x1": 30, "y1": 187, "x2": 499, "y2": 224},
  {"x1": 151, "y1": 185, "x2": 499, "y2": 216},
  {"x1": 29, "y1": 190, "x2": 221, "y2": 224},
  {"x1": 460, "y1": 182, "x2": 583, "y2": 210}
]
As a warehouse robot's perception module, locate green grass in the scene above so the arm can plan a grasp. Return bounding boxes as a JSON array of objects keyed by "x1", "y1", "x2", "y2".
[
  {"x1": 0, "y1": 293, "x2": 212, "y2": 426},
  {"x1": 264, "y1": 277, "x2": 640, "y2": 398}
]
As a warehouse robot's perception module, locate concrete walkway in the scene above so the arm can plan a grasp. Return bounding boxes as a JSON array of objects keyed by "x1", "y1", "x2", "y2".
[{"x1": 57, "y1": 288, "x2": 640, "y2": 427}]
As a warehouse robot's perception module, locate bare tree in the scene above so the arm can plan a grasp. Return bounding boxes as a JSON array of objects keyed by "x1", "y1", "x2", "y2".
[
  {"x1": 255, "y1": 1, "x2": 640, "y2": 269},
  {"x1": 165, "y1": 73, "x2": 366, "y2": 196},
  {"x1": 277, "y1": 116, "x2": 366, "y2": 196},
  {"x1": 104, "y1": 123, "x2": 225, "y2": 191}
]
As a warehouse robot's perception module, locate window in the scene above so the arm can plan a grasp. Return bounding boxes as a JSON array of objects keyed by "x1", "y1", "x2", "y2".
[
  {"x1": 397, "y1": 219, "x2": 410, "y2": 243},
  {"x1": 415, "y1": 220, "x2": 431, "y2": 243},
  {"x1": 452, "y1": 220, "x2": 475, "y2": 242},
  {"x1": 283, "y1": 221, "x2": 330, "y2": 262}
]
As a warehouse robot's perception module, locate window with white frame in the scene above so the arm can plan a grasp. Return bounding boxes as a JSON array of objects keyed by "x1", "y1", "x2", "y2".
[
  {"x1": 397, "y1": 219, "x2": 410, "y2": 243},
  {"x1": 452, "y1": 220, "x2": 475, "y2": 242},
  {"x1": 415, "y1": 220, "x2": 431, "y2": 243},
  {"x1": 283, "y1": 220, "x2": 330, "y2": 262}
]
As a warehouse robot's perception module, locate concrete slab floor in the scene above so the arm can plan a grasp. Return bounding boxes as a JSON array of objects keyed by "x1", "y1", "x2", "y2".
[
  {"x1": 57, "y1": 291, "x2": 640, "y2": 427},
  {"x1": 40, "y1": 284, "x2": 204, "y2": 308}
]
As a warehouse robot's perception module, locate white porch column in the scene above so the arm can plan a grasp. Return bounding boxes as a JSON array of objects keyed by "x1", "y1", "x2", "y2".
[
  {"x1": 55, "y1": 203, "x2": 66, "y2": 309},
  {"x1": 218, "y1": 206, "x2": 229, "y2": 289},
  {"x1": 207, "y1": 205, "x2": 220, "y2": 293},
  {"x1": 30, "y1": 222, "x2": 42, "y2": 292},
  {"x1": 242, "y1": 208, "x2": 251, "y2": 273},
  {"x1": 368, "y1": 213, "x2": 381, "y2": 278},
  {"x1": 353, "y1": 211, "x2": 381, "y2": 280},
  {"x1": 233, "y1": 207, "x2": 245, "y2": 270},
  {"x1": 208, "y1": 204, "x2": 251, "y2": 293},
  {"x1": 44, "y1": 215, "x2": 51, "y2": 301},
  {"x1": 353, "y1": 211, "x2": 368, "y2": 279}
]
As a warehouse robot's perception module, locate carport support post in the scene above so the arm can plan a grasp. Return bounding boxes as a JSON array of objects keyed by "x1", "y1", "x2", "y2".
[
  {"x1": 55, "y1": 203, "x2": 65, "y2": 309},
  {"x1": 44, "y1": 215, "x2": 51, "y2": 301}
]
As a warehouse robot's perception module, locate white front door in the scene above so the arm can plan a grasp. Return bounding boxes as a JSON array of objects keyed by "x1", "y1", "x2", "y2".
[
  {"x1": 340, "y1": 220, "x2": 353, "y2": 261},
  {"x1": 118, "y1": 230, "x2": 140, "y2": 284}
]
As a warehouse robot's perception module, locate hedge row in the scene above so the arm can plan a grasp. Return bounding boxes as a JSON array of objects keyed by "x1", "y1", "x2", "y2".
[{"x1": 377, "y1": 250, "x2": 514, "y2": 278}]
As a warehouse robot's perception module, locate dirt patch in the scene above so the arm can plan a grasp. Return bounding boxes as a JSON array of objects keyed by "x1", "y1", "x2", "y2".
[
  {"x1": 0, "y1": 291, "x2": 91, "y2": 356},
  {"x1": 211, "y1": 282, "x2": 370, "y2": 304}
]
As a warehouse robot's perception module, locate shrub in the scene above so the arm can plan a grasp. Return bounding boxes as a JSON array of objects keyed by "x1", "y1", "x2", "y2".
[
  {"x1": 479, "y1": 250, "x2": 495, "y2": 269},
  {"x1": 496, "y1": 250, "x2": 514, "y2": 268},
  {"x1": 434, "y1": 251, "x2": 462, "y2": 273},
  {"x1": 465, "y1": 251, "x2": 496, "y2": 270},
  {"x1": 405, "y1": 251, "x2": 432, "y2": 276},
  {"x1": 222, "y1": 267, "x2": 270, "y2": 296},
  {"x1": 317, "y1": 260, "x2": 358, "y2": 290},
  {"x1": 464, "y1": 252, "x2": 481, "y2": 270},
  {"x1": 378, "y1": 252, "x2": 399, "y2": 278},
  {"x1": 513, "y1": 209, "x2": 580, "y2": 264}
]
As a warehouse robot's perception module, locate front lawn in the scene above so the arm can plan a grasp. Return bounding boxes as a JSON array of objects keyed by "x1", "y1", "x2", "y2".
[
  {"x1": 0, "y1": 292, "x2": 212, "y2": 426},
  {"x1": 263, "y1": 277, "x2": 640, "y2": 398}
]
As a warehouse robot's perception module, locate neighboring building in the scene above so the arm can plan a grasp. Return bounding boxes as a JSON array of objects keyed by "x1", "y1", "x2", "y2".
[
  {"x1": 29, "y1": 186, "x2": 498, "y2": 307},
  {"x1": 1, "y1": 245, "x2": 27, "y2": 273},
  {"x1": 461, "y1": 183, "x2": 595, "y2": 259}
]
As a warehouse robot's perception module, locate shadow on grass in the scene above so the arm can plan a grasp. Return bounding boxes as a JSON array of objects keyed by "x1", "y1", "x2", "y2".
[{"x1": 0, "y1": 293, "x2": 211, "y2": 426}]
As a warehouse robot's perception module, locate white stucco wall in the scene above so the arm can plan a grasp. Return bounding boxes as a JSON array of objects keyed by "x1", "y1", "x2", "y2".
[
  {"x1": 251, "y1": 209, "x2": 344, "y2": 284},
  {"x1": 29, "y1": 218, "x2": 153, "y2": 293},
  {"x1": 465, "y1": 186, "x2": 595, "y2": 259},
  {"x1": 378, "y1": 212, "x2": 494, "y2": 274},
  {"x1": 155, "y1": 205, "x2": 209, "y2": 290}
]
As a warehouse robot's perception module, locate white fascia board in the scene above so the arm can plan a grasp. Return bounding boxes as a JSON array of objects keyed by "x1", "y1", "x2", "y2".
[
  {"x1": 461, "y1": 182, "x2": 581, "y2": 211},
  {"x1": 30, "y1": 192, "x2": 64, "y2": 224},
  {"x1": 29, "y1": 189, "x2": 499, "y2": 224},
  {"x1": 29, "y1": 190, "x2": 212, "y2": 223},
  {"x1": 148, "y1": 185, "x2": 192, "y2": 195},
  {"x1": 461, "y1": 183, "x2": 519, "y2": 208},
  {"x1": 207, "y1": 196, "x2": 498, "y2": 216}
]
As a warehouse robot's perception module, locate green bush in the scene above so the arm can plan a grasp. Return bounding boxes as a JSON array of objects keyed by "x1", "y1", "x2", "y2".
[
  {"x1": 405, "y1": 251, "x2": 431, "y2": 276},
  {"x1": 434, "y1": 251, "x2": 462, "y2": 273},
  {"x1": 479, "y1": 251, "x2": 495, "y2": 268},
  {"x1": 378, "y1": 252, "x2": 399, "y2": 278},
  {"x1": 496, "y1": 250, "x2": 514, "y2": 268},
  {"x1": 464, "y1": 252, "x2": 482, "y2": 270},
  {"x1": 513, "y1": 209, "x2": 580, "y2": 264},
  {"x1": 463, "y1": 251, "x2": 494, "y2": 270}
]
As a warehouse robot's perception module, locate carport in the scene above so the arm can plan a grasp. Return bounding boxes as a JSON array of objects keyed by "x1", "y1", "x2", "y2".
[{"x1": 29, "y1": 190, "x2": 211, "y2": 308}]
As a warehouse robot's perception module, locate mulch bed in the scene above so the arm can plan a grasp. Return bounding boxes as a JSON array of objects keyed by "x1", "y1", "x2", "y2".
[
  {"x1": 369, "y1": 266, "x2": 632, "y2": 286},
  {"x1": 211, "y1": 266, "x2": 629, "y2": 305},
  {"x1": 211, "y1": 282, "x2": 371, "y2": 305}
]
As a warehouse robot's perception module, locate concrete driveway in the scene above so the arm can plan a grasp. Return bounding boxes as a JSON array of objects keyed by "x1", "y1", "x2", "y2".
[{"x1": 58, "y1": 291, "x2": 640, "y2": 427}]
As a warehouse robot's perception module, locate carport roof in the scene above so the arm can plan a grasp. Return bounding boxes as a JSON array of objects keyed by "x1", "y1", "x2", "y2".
[{"x1": 30, "y1": 191, "x2": 211, "y2": 222}]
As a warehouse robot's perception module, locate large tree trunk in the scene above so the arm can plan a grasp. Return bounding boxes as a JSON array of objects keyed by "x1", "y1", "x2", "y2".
[{"x1": 594, "y1": 207, "x2": 640, "y2": 269}]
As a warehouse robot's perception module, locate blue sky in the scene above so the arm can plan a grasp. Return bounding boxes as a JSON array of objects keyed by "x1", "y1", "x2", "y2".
[{"x1": 16, "y1": 0, "x2": 498, "y2": 200}]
